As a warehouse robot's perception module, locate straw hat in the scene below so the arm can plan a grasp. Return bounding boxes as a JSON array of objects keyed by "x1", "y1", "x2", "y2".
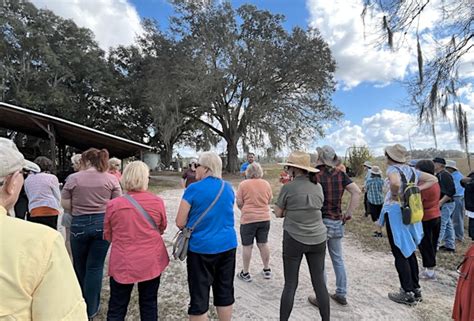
[
  {"x1": 370, "y1": 165, "x2": 382, "y2": 175},
  {"x1": 445, "y1": 159, "x2": 458, "y2": 170},
  {"x1": 363, "y1": 161, "x2": 372, "y2": 168},
  {"x1": 384, "y1": 144, "x2": 408, "y2": 163},
  {"x1": 316, "y1": 145, "x2": 339, "y2": 167},
  {"x1": 279, "y1": 151, "x2": 319, "y2": 173}
]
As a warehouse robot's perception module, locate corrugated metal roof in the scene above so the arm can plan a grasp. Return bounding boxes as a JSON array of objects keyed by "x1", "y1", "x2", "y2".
[{"x1": 0, "y1": 102, "x2": 152, "y2": 158}]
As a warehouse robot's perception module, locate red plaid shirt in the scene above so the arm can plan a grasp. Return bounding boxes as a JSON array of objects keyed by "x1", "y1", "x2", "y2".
[{"x1": 312, "y1": 166, "x2": 352, "y2": 220}]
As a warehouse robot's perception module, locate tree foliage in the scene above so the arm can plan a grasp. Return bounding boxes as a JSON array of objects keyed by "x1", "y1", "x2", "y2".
[
  {"x1": 346, "y1": 145, "x2": 372, "y2": 177},
  {"x1": 171, "y1": 1, "x2": 341, "y2": 171},
  {"x1": 362, "y1": 0, "x2": 473, "y2": 164}
]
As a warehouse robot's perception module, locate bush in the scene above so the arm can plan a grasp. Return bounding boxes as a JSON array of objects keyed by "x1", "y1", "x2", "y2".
[{"x1": 346, "y1": 146, "x2": 372, "y2": 177}]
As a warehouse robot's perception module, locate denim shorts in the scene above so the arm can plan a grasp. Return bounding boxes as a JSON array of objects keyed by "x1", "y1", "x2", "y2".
[{"x1": 240, "y1": 221, "x2": 270, "y2": 246}]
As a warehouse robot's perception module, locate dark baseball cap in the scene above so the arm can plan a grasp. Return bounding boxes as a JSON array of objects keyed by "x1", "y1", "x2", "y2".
[{"x1": 432, "y1": 157, "x2": 446, "y2": 165}]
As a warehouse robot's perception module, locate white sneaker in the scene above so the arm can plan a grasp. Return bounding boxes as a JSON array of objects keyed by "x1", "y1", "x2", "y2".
[
  {"x1": 262, "y1": 268, "x2": 272, "y2": 279},
  {"x1": 419, "y1": 270, "x2": 436, "y2": 280}
]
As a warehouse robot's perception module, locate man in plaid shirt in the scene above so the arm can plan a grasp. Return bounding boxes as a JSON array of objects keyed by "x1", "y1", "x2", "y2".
[{"x1": 308, "y1": 146, "x2": 361, "y2": 307}]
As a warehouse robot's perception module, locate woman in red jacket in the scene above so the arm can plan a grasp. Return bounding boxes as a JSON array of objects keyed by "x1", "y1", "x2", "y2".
[
  {"x1": 415, "y1": 160, "x2": 441, "y2": 280},
  {"x1": 104, "y1": 161, "x2": 169, "y2": 321}
]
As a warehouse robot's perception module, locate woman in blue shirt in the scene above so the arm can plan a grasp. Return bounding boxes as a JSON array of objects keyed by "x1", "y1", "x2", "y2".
[{"x1": 176, "y1": 151, "x2": 237, "y2": 321}]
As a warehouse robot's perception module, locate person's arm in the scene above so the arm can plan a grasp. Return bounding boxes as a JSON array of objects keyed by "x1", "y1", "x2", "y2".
[
  {"x1": 461, "y1": 176, "x2": 472, "y2": 187},
  {"x1": 111, "y1": 179, "x2": 122, "y2": 199},
  {"x1": 32, "y1": 235, "x2": 88, "y2": 321},
  {"x1": 344, "y1": 182, "x2": 361, "y2": 220},
  {"x1": 176, "y1": 199, "x2": 191, "y2": 229},
  {"x1": 236, "y1": 184, "x2": 244, "y2": 209},
  {"x1": 61, "y1": 177, "x2": 73, "y2": 213},
  {"x1": 104, "y1": 203, "x2": 113, "y2": 242},
  {"x1": 158, "y1": 199, "x2": 167, "y2": 234},
  {"x1": 418, "y1": 171, "x2": 437, "y2": 191},
  {"x1": 274, "y1": 205, "x2": 285, "y2": 218},
  {"x1": 387, "y1": 172, "x2": 401, "y2": 201}
]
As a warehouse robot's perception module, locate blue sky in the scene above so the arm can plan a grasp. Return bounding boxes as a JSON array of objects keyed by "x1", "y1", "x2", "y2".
[{"x1": 31, "y1": 0, "x2": 474, "y2": 156}]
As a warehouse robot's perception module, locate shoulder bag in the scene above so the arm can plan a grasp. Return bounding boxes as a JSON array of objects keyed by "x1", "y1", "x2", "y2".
[{"x1": 172, "y1": 180, "x2": 225, "y2": 261}]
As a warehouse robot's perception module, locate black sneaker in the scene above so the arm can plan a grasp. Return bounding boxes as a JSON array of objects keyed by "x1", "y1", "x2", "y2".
[
  {"x1": 439, "y1": 245, "x2": 455, "y2": 253},
  {"x1": 237, "y1": 270, "x2": 252, "y2": 282},
  {"x1": 388, "y1": 289, "x2": 415, "y2": 306},
  {"x1": 308, "y1": 295, "x2": 319, "y2": 307},
  {"x1": 413, "y1": 288, "x2": 422, "y2": 302},
  {"x1": 330, "y1": 293, "x2": 348, "y2": 306}
]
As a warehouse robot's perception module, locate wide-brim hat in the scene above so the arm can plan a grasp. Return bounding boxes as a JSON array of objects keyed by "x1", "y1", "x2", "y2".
[
  {"x1": 363, "y1": 161, "x2": 372, "y2": 168},
  {"x1": 279, "y1": 151, "x2": 319, "y2": 173},
  {"x1": 384, "y1": 144, "x2": 408, "y2": 163},
  {"x1": 0, "y1": 138, "x2": 40, "y2": 182},
  {"x1": 445, "y1": 159, "x2": 458, "y2": 170},
  {"x1": 369, "y1": 165, "x2": 382, "y2": 175},
  {"x1": 433, "y1": 157, "x2": 446, "y2": 165},
  {"x1": 316, "y1": 145, "x2": 339, "y2": 167}
]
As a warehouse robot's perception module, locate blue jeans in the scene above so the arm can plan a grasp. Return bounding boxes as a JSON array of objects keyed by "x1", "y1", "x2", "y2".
[
  {"x1": 323, "y1": 219, "x2": 347, "y2": 297},
  {"x1": 438, "y1": 202, "x2": 456, "y2": 250},
  {"x1": 71, "y1": 213, "x2": 110, "y2": 318},
  {"x1": 452, "y1": 196, "x2": 465, "y2": 241}
]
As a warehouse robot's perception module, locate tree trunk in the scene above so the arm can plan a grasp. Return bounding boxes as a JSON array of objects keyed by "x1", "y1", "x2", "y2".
[
  {"x1": 226, "y1": 138, "x2": 239, "y2": 173},
  {"x1": 160, "y1": 145, "x2": 173, "y2": 168}
]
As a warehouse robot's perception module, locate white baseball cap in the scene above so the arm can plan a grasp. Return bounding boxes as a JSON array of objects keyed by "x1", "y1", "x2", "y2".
[{"x1": 0, "y1": 138, "x2": 40, "y2": 182}]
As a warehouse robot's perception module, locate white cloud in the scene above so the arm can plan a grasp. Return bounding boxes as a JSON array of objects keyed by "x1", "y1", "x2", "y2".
[
  {"x1": 306, "y1": 0, "x2": 413, "y2": 88},
  {"x1": 31, "y1": 0, "x2": 143, "y2": 50},
  {"x1": 305, "y1": 0, "x2": 468, "y2": 89},
  {"x1": 320, "y1": 102, "x2": 474, "y2": 157}
]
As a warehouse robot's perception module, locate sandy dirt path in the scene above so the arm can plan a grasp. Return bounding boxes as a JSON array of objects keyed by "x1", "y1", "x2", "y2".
[{"x1": 156, "y1": 188, "x2": 457, "y2": 321}]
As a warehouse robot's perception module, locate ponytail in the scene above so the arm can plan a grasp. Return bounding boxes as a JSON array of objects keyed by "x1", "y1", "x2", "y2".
[{"x1": 81, "y1": 148, "x2": 110, "y2": 172}]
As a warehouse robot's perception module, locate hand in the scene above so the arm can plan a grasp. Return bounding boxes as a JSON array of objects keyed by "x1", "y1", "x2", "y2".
[{"x1": 342, "y1": 214, "x2": 352, "y2": 224}]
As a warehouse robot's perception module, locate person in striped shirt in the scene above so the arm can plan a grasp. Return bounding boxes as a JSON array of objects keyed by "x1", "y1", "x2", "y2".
[{"x1": 24, "y1": 156, "x2": 61, "y2": 230}]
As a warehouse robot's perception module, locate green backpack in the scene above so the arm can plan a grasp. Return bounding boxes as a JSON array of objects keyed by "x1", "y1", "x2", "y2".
[{"x1": 395, "y1": 167, "x2": 424, "y2": 225}]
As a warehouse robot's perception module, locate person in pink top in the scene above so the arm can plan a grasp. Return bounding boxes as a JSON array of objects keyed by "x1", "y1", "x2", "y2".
[
  {"x1": 61, "y1": 148, "x2": 122, "y2": 319},
  {"x1": 104, "y1": 161, "x2": 169, "y2": 321},
  {"x1": 108, "y1": 157, "x2": 122, "y2": 181},
  {"x1": 236, "y1": 162, "x2": 273, "y2": 282}
]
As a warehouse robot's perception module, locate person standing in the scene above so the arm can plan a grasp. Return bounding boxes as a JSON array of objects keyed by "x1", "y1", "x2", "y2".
[
  {"x1": 0, "y1": 138, "x2": 87, "y2": 320},
  {"x1": 362, "y1": 161, "x2": 372, "y2": 217},
  {"x1": 176, "y1": 151, "x2": 237, "y2": 321},
  {"x1": 108, "y1": 157, "x2": 122, "y2": 182},
  {"x1": 61, "y1": 148, "x2": 122, "y2": 319},
  {"x1": 433, "y1": 157, "x2": 456, "y2": 252},
  {"x1": 461, "y1": 172, "x2": 474, "y2": 241},
  {"x1": 308, "y1": 146, "x2": 361, "y2": 307},
  {"x1": 239, "y1": 153, "x2": 255, "y2": 176},
  {"x1": 24, "y1": 156, "x2": 62, "y2": 230},
  {"x1": 446, "y1": 160, "x2": 465, "y2": 243},
  {"x1": 236, "y1": 162, "x2": 273, "y2": 282},
  {"x1": 275, "y1": 151, "x2": 329, "y2": 321},
  {"x1": 181, "y1": 159, "x2": 198, "y2": 188},
  {"x1": 365, "y1": 166, "x2": 384, "y2": 237},
  {"x1": 379, "y1": 145, "x2": 437, "y2": 305},
  {"x1": 105, "y1": 161, "x2": 169, "y2": 321},
  {"x1": 415, "y1": 160, "x2": 441, "y2": 280}
]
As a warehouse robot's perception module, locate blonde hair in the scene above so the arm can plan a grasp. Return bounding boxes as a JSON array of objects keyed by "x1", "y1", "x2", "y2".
[
  {"x1": 245, "y1": 162, "x2": 263, "y2": 179},
  {"x1": 198, "y1": 151, "x2": 222, "y2": 178},
  {"x1": 122, "y1": 161, "x2": 149, "y2": 192}
]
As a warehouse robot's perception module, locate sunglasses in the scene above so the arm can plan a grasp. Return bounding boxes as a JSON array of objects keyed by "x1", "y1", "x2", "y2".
[{"x1": 195, "y1": 163, "x2": 201, "y2": 168}]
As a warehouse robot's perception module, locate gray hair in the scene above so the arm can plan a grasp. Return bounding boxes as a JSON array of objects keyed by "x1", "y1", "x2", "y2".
[
  {"x1": 245, "y1": 162, "x2": 263, "y2": 179},
  {"x1": 198, "y1": 151, "x2": 222, "y2": 178}
]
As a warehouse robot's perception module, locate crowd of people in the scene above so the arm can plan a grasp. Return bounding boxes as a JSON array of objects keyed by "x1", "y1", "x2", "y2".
[{"x1": 1, "y1": 137, "x2": 473, "y2": 321}]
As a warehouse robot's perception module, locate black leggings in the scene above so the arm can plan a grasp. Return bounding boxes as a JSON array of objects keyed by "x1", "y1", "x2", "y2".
[
  {"x1": 385, "y1": 215, "x2": 420, "y2": 292},
  {"x1": 418, "y1": 217, "x2": 441, "y2": 268},
  {"x1": 280, "y1": 231, "x2": 329, "y2": 321}
]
